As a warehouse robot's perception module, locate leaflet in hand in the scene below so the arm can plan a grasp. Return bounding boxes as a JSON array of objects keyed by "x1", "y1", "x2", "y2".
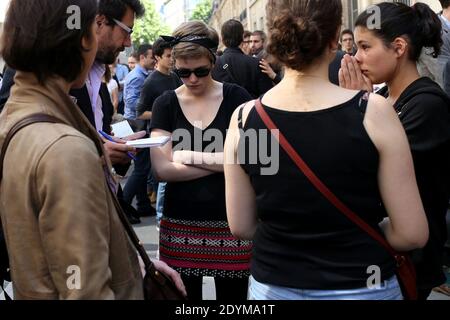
[
  {"x1": 126, "y1": 136, "x2": 171, "y2": 149},
  {"x1": 111, "y1": 120, "x2": 134, "y2": 138}
]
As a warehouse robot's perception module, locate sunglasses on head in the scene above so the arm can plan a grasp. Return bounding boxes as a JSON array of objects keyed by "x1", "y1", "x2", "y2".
[{"x1": 174, "y1": 67, "x2": 211, "y2": 78}]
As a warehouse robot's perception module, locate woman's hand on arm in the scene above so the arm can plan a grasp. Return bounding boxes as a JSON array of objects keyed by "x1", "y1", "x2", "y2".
[
  {"x1": 173, "y1": 150, "x2": 224, "y2": 173},
  {"x1": 363, "y1": 94, "x2": 428, "y2": 252},
  {"x1": 150, "y1": 129, "x2": 215, "y2": 182}
]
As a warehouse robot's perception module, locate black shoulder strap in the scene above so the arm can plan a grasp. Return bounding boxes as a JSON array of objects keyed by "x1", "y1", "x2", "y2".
[
  {"x1": 358, "y1": 91, "x2": 370, "y2": 114},
  {"x1": 238, "y1": 106, "x2": 244, "y2": 130},
  {"x1": 0, "y1": 114, "x2": 64, "y2": 181},
  {"x1": 0, "y1": 113, "x2": 159, "y2": 290},
  {"x1": 0, "y1": 114, "x2": 64, "y2": 301}
]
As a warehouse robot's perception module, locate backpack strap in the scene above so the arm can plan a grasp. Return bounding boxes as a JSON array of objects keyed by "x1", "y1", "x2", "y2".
[
  {"x1": 0, "y1": 114, "x2": 65, "y2": 181},
  {"x1": 0, "y1": 114, "x2": 64, "y2": 301}
]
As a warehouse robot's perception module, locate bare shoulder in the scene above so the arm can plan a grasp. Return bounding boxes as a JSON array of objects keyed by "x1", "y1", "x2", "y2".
[
  {"x1": 364, "y1": 93, "x2": 406, "y2": 151},
  {"x1": 365, "y1": 93, "x2": 398, "y2": 124}
]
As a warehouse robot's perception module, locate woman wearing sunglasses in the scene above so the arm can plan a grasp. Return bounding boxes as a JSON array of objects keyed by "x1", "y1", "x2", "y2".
[{"x1": 150, "y1": 21, "x2": 253, "y2": 301}]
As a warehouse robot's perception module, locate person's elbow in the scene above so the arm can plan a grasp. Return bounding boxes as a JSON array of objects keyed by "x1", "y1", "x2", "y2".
[
  {"x1": 229, "y1": 224, "x2": 255, "y2": 241},
  {"x1": 393, "y1": 215, "x2": 429, "y2": 251},
  {"x1": 151, "y1": 160, "x2": 170, "y2": 182},
  {"x1": 227, "y1": 213, "x2": 256, "y2": 241}
]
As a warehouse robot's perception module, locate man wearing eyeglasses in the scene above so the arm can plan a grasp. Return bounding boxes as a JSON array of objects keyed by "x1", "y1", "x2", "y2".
[
  {"x1": 69, "y1": 0, "x2": 186, "y2": 297},
  {"x1": 70, "y1": 0, "x2": 146, "y2": 225},
  {"x1": 340, "y1": 29, "x2": 356, "y2": 56}
]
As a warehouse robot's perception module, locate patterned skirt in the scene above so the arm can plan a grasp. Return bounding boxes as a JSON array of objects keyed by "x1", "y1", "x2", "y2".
[{"x1": 159, "y1": 217, "x2": 252, "y2": 279}]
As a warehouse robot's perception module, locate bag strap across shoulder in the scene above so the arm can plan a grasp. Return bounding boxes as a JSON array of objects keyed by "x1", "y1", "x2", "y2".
[
  {"x1": 254, "y1": 99, "x2": 406, "y2": 264},
  {"x1": 0, "y1": 113, "x2": 155, "y2": 273},
  {"x1": 0, "y1": 114, "x2": 64, "y2": 181}
]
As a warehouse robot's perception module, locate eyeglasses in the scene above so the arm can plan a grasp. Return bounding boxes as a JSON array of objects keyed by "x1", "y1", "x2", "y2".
[
  {"x1": 112, "y1": 18, "x2": 133, "y2": 36},
  {"x1": 174, "y1": 67, "x2": 211, "y2": 78}
]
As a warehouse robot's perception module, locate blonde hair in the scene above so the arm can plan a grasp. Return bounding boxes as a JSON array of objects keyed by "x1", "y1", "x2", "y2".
[{"x1": 172, "y1": 21, "x2": 218, "y2": 64}]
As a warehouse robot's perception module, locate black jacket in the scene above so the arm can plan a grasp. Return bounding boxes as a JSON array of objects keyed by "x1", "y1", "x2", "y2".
[
  {"x1": 70, "y1": 84, "x2": 114, "y2": 135},
  {"x1": 0, "y1": 67, "x2": 16, "y2": 113},
  {"x1": 212, "y1": 47, "x2": 273, "y2": 99},
  {"x1": 329, "y1": 50, "x2": 346, "y2": 86},
  {"x1": 379, "y1": 77, "x2": 450, "y2": 290}
]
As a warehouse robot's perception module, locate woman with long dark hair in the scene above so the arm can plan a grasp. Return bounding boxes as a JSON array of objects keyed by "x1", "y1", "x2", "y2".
[{"x1": 340, "y1": 2, "x2": 450, "y2": 300}]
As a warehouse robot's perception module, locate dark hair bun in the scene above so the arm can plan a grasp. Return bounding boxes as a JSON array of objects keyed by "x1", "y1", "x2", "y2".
[
  {"x1": 268, "y1": 11, "x2": 321, "y2": 70},
  {"x1": 266, "y1": 0, "x2": 342, "y2": 71}
]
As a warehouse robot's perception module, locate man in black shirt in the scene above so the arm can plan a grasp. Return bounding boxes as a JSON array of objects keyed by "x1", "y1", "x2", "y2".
[
  {"x1": 136, "y1": 38, "x2": 182, "y2": 222},
  {"x1": 137, "y1": 38, "x2": 182, "y2": 123},
  {"x1": 212, "y1": 20, "x2": 272, "y2": 99}
]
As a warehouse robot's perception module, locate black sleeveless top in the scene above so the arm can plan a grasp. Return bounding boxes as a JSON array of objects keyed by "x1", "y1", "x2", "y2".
[{"x1": 239, "y1": 91, "x2": 396, "y2": 290}]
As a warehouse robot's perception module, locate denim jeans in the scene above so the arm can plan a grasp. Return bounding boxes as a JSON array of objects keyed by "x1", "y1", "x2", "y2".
[
  {"x1": 156, "y1": 182, "x2": 167, "y2": 226},
  {"x1": 248, "y1": 275, "x2": 403, "y2": 300},
  {"x1": 123, "y1": 148, "x2": 151, "y2": 213}
]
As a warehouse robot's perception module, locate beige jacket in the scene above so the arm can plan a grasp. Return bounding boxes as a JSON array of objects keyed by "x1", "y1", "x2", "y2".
[{"x1": 0, "y1": 72, "x2": 143, "y2": 300}]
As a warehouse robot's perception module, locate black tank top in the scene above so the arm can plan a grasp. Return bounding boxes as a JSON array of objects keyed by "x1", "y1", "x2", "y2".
[{"x1": 239, "y1": 91, "x2": 396, "y2": 290}]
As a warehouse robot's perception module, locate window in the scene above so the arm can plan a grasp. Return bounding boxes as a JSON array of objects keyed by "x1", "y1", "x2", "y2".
[{"x1": 349, "y1": 0, "x2": 359, "y2": 28}]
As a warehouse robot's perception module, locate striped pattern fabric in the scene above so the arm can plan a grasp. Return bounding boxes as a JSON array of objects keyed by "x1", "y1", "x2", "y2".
[{"x1": 159, "y1": 218, "x2": 252, "y2": 278}]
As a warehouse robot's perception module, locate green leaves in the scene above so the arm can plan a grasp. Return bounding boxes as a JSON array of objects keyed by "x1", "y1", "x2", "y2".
[
  {"x1": 132, "y1": 0, "x2": 171, "y2": 47},
  {"x1": 190, "y1": 0, "x2": 213, "y2": 23}
]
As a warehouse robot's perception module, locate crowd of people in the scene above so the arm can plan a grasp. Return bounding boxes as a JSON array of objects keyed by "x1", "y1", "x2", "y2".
[{"x1": 0, "y1": 0, "x2": 449, "y2": 301}]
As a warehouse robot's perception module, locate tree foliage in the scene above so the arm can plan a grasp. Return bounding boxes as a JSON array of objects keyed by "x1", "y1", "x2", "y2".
[
  {"x1": 190, "y1": 0, "x2": 213, "y2": 23},
  {"x1": 132, "y1": 0, "x2": 171, "y2": 48}
]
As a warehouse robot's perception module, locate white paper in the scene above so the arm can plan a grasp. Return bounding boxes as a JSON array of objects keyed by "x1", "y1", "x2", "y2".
[
  {"x1": 111, "y1": 121, "x2": 134, "y2": 138},
  {"x1": 126, "y1": 136, "x2": 171, "y2": 149}
]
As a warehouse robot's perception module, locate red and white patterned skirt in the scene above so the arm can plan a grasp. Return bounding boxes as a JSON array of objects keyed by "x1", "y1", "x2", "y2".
[{"x1": 159, "y1": 217, "x2": 252, "y2": 279}]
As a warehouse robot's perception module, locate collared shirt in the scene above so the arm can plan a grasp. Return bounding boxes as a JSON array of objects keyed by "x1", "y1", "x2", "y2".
[
  {"x1": 441, "y1": 14, "x2": 450, "y2": 31},
  {"x1": 124, "y1": 64, "x2": 149, "y2": 120},
  {"x1": 115, "y1": 63, "x2": 129, "y2": 102},
  {"x1": 86, "y1": 61, "x2": 106, "y2": 131}
]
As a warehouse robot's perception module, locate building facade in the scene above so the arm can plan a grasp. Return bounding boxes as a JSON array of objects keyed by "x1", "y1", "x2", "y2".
[{"x1": 210, "y1": 0, "x2": 443, "y2": 37}]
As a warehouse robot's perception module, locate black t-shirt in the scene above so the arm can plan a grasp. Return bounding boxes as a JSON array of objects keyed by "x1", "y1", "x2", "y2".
[
  {"x1": 240, "y1": 91, "x2": 397, "y2": 290},
  {"x1": 150, "y1": 83, "x2": 252, "y2": 221},
  {"x1": 379, "y1": 77, "x2": 450, "y2": 289},
  {"x1": 136, "y1": 70, "x2": 182, "y2": 118}
]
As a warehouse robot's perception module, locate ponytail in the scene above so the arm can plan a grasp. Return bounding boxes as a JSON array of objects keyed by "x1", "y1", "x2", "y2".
[{"x1": 412, "y1": 3, "x2": 443, "y2": 58}]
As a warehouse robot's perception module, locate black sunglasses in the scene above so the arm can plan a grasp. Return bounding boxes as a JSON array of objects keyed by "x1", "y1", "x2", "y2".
[{"x1": 174, "y1": 67, "x2": 211, "y2": 78}]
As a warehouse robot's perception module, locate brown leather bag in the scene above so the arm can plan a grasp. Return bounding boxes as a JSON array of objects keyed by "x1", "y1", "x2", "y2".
[
  {"x1": 0, "y1": 114, "x2": 186, "y2": 300},
  {"x1": 254, "y1": 99, "x2": 418, "y2": 300}
]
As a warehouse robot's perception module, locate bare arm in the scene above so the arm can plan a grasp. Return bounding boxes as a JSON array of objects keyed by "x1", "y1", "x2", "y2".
[
  {"x1": 173, "y1": 151, "x2": 224, "y2": 173},
  {"x1": 111, "y1": 87, "x2": 119, "y2": 114},
  {"x1": 364, "y1": 94, "x2": 429, "y2": 251},
  {"x1": 138, "y1": 111, "x2": 152, "y2": 121},
  {"x1": 150, "y1": 129, "x2": 215, "y2": 182},
  {"x1": 224, "y1": 105, "x2": 258, "y2": 240}
]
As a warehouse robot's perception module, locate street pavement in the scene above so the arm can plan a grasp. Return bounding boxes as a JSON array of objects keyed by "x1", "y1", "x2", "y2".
[{"x1": 1, "y1": 214, "x2": 449, "y2": 300}]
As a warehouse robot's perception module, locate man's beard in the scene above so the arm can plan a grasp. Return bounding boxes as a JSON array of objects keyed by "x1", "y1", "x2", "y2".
[{"x1": 96, "y1": 46, "x2": 124, "y2": 65}]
